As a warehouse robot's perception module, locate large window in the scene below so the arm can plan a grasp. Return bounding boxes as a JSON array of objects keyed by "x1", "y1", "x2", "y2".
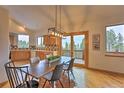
[
  {"x1": 106, "y1": 24, "x2": 124, "y2": 53},
  {"x1": 37, "y1": 36, "x2": 44, "y2": 48},
  {"x1": 18, "y1": 35, "x2": 29, "y2": 48}
]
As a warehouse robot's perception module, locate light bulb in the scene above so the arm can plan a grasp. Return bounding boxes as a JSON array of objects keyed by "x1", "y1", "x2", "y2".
[
  {"x1": 57, "y1": 33, "x2": 59, "y2": 36},
  {"x1": 59, "y1": 34, "x2": 61, "y2": 37},
  {"x1": 55, "y1": 32, "x2": 57, "y2": 36},
  {"x1": 51, "y1": 32, "x2": 54, "y2": 35},
  {"x1": 59, "y1": 34, "x2": 62, "y2": 37}
]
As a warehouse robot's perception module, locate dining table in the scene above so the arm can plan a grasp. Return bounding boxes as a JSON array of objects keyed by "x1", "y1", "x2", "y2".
[{"x1": 23, "y1": 56, "x2": 71, "y2": 79}]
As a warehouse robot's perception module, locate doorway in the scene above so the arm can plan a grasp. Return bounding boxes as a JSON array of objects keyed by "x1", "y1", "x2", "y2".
[{"x1": 61, "y1": 31, "x2": 89, "y2": 68}]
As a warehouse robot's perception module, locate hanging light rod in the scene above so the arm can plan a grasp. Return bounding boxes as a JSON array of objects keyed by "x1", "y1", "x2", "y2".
[{"x1": 48, "y1": 5, "x2": 64, "y2": 38}]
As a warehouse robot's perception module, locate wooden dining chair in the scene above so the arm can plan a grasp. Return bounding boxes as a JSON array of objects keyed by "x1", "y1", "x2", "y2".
[
  {"x1": 63, "y1": 58, "x2": 75, "y2": 86},
  {"x1": 4, "y1": 62, "x2": 39, "y2": 88},
  {"x1": 42, "y1": 64, "x2": 64, "y2": 88}
]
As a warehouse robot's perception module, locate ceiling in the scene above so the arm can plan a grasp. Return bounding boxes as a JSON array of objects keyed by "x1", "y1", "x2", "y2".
[{"x1": 2, "y1": 5, "x2": 124, "y2": 33}]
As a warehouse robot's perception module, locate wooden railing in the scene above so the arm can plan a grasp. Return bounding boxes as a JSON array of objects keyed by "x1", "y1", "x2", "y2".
[{"x1": 62, "y1": 50, "x2": 84, "y2": 59}]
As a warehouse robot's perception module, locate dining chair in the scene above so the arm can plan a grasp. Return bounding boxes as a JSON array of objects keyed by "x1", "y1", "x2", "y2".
[
  {"x1": 4, "y1": 62, "x2": 39, "y2": 88},
  {"x1": 30, "y1": 56, "x2": 40, "y2": 64},
  {"x1": 63, "y1": 58, "x2": 75, "y2": 86},
  {"x1": 42, "y1": 64, "x2": 64, "y2": 88}
]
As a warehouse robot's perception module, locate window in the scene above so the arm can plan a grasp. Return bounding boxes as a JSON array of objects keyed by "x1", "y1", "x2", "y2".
[
  {"x1": 62, "y1": 36, "x2": 71, "y2": 56},
  {"x1": 18, "y1": 35, "x2": 29, "y2": 48},
  {"x1": 37, "y1": 36, "x2": 44, "y2": 48},
  {"x1": 106, "y1": 24, "x2": 124, "y2": 53},
  {"x1": 62, "y1": 36, "x2": 71, "y2": 50}
]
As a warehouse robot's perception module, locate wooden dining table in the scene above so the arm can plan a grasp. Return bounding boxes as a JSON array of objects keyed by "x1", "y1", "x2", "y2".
[{"x1": 23, "y1": 56, "x2": 71, "y2": 79}]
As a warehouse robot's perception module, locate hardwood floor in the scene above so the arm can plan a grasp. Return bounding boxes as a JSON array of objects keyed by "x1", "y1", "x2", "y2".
[{"x1": 1, "y1": 61, "x2": 124, "y2": 88}]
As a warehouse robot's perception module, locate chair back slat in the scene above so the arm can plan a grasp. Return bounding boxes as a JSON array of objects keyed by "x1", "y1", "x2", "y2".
[
  {"x1": 15, "y1": 69, "x2": 22, "y2": 85},
  {"x1": 4, "y1": 62, "x2": 30, "y2": 88},
  {"x1": 51, "y1": 64, "x2": 63, "y2": 81},
  {"x1": 10, "y1": 68, "x2": 18, "y2": 87},
  {"x1": 67, "y1": 58, "x2": 75, "y2": 70},
  {"x1": 5, "y1": 63, "x2": 18, "y2": 87},
  {"x1": 5, "y1": 67, "x2": 13, "y2": 87}
]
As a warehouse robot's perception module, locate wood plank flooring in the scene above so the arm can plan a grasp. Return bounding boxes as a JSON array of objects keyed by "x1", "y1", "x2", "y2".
[{"x1": 1, "y1": 61, "x2": 124, "y2": 88}]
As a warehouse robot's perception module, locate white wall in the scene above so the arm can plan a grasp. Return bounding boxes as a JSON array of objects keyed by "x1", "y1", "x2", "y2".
[
  {"x1": 82, "y1": 17, "x2": 124, "y2": 73},
  {"x1": 28, "y1": 31, "x2": 36, "y2": 46},
  {"x1": 0, "y1": 7, "x2": 9, "y2": 83}
]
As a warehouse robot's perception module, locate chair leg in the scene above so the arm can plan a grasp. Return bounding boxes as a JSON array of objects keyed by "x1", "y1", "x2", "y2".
[
  {"x1": 48, "y1": 81, "x2": 51, "y2": 87},
  {"x1": 70, "y1": 70, "x2": 75, "y2": 79},
  {"x1": 42, "y1": 80, "x2": 47, "y2": 88},
  {"x1": 51, "y1": 81, "x2": 54, "y2": 88},
  {"x1": 67, "y1": 71, "x2": 70, "y2": 87},
  {"x1": 59, "y1": 80, "x2": 64, "y2": 88}
]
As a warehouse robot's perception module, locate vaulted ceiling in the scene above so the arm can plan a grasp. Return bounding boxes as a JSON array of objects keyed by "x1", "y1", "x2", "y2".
[{"x1": 2, "y1": 5, "x2": 124, "y2": 33}]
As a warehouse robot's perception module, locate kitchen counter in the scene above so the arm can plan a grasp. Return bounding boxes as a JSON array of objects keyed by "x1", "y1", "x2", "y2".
[{"x1": 10, "y1": 50, "x2": 53, "y2": 61}]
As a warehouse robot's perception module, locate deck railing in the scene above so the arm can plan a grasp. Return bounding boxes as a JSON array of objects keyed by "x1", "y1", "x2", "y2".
[{"x1": 62, "y1": 50, "x2": 83, "y2": 59}]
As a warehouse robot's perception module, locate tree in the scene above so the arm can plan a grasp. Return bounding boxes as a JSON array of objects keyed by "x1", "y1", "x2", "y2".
[
  {"x1": 116, "y1": 33, "x2": 124, "y2": 52},
  {"x1": 18, "y1": 40, "x2": 29, "y2": 48},
  {"x1": 80, "y1": 39, "x2": 85, "y2": 49},
  {"x1": 65, "y1": 42, "x2": 69, "y2": 50},
  {"x1": 77, "y1": 43, "x2": 80, "y2": 49},
  {"x1": 106, "y1": 29, "x2": 117, "y2": 52},
  {"x1": 74, "y1": 44, "x2": 76, "y2": 50},
  {"x1": 69, "y1": 42, "x2": 71, "y2": 50}
]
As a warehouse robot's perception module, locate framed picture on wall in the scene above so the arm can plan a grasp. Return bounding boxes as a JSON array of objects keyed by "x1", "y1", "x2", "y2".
[{"x1": 92, "y1": 34, "x2": 100, "y2": 50}]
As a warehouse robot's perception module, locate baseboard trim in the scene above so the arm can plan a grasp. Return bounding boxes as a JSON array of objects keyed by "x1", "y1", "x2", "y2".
[
  {"x1": 88, "y1": 67, "x2": 124, "y2": 76},
  {"x1": 74, "y1": 64, "x2": 87, "y2": 68},
  {"x1": 0, "y1": 81, "x2": 8, "y2": 88}
]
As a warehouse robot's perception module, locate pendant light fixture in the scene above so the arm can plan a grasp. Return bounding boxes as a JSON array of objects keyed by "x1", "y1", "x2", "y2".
[{"x1": 48, "y1": 5, "x2": 64, "y2": 38}]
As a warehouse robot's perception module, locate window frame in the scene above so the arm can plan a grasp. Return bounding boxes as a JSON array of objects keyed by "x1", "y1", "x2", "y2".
[{"x1": 105, "y1": 23, "x2": 124, "y2": 57}]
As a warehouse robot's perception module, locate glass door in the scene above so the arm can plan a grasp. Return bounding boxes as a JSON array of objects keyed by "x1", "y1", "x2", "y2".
[
  {"x1": 61, "y1": 32, "x2": 88, "y2": 67},
  {"x1": 62, "y1": 36, "x2": 71, "y2": 57},
  {"x1": 73, "y1": 35, "x2": 85, "y2": 65}
]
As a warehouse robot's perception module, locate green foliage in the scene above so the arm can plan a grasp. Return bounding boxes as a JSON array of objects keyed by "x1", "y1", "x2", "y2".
[
  {"x1": 65, "y1": 42, "x2": 69, "y2": 49},
  {"x1": 80, "y1": 39, "x2": 85, "y2": 49},
  {"x1": 18, "y1": 40, "x2": 29, "y2": 48},
  {"x1": 47, "y1": 56, "x2": 60, "y2": 61},
  {"x1": 63, "y1": 38, "x2": 85, "y2": 50},
  {"x1": 74, "y1": 44, "x2": 77, "y2": 50},
  {"x1": 115, "y1": 33, "x2": 124, "y2": 51},
  {"x1": 106, "y1": 29, "x2": 124, "y2": 52},
  {"x1": 74, "y1": 38, "x2": 85, "y2": 50}
]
